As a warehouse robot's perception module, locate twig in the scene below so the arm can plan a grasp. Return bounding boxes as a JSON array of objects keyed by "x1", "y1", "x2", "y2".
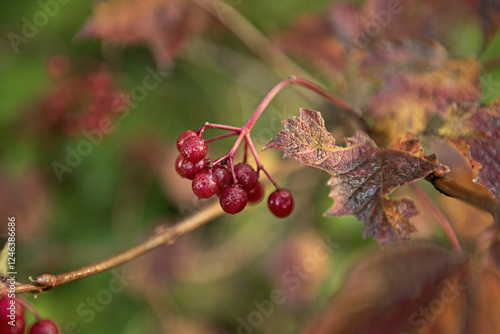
[
  {"x1": 8, "y1": 202, "x2": 223, "y2": 295},
  {"x1": 191, "y1": 0, "x2": 329, "y2": 85},
  {"x1": 426, "y1": 174, "x2": 500, "y2": 224},
  {"x1": 410, "y1": 183, "x2": 462, "y2": 254}
]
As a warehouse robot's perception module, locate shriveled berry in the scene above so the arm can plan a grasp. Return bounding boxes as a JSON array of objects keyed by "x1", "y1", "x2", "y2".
[
  {"x1": 192, "y1": 171, "x2": 218, "y2": 199},
  {"x1": 0, "y1": 296, "x2": 25, "y2": 334},
  {"x1": 29, "y1": 319, "x2": 59, "y2": 334},
  {"x1": 212, "y1": 166, "x2": 232, "y2": 188},
  {"x1": 219, "y1": 184, "x2": 248, "y2": 214},
  {"x1": 180, "y1": 136, "x2": 208, "y2": 163},
  {"x1": 234, "y1": 163, "x2": 258, "y2": 190},
  {"x1": 247, "y1": 182, "x2": 264, "y2": 203},
  {"x1": 268, "y1": 189, "x2": 294, "y2": 218},
  {"x1": 178, "y1": 156, "x2": 207, "y2": 180},
  {"x1": 176, "y1": 130, "x2": 197, "y2": 152}
]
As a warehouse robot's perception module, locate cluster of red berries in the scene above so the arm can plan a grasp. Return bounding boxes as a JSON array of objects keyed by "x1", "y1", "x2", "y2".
[
  {"x1": 0, "y1": 296, "x2": 58, "y2": 334},
  {"x1": 175, "y1": 130, "x2": 294, "y2": 217},
  {"x1": 41, "y1": 55, "x2": 126, "y2": 136}
]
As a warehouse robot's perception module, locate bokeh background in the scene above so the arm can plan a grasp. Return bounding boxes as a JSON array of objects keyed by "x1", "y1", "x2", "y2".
[{"x1": 0, "y1": 0, "x2": 499, "y2": 333}]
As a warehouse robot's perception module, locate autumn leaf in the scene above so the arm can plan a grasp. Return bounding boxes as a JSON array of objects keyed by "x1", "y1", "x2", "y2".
[
  {"x1": 277, "y1": 1, "x2": 482, "y2": 145},
  {"x1": 439, "y1": 101, "x2": 500, "y2": 200},
  {"x1": 367, "y1": 55, "x2": 482, "y2": 145},
  {"x1": 265, "y1": 108, "x2": 449, "y2": 246},
  {"x1": 300, "y1": 242, "x2": 500, "y2": 334},
  {"x1": 78, "y1": 0, "x2": 210, "y2": 66}
]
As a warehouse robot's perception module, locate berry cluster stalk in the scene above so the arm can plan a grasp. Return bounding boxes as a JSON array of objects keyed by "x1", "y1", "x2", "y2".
[{"x1": 204, "y1": 76, "x2": 360, "y2": 189}]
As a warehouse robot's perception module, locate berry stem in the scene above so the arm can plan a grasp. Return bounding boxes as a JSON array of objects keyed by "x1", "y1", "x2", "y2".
[
  {"x1": 15, "y1": 298, "x2": 40, "y2": 321},
  {"x1": 200, "y1": 122, "x2": 241, "y2": 134},
  {"x1": 242, "y1": 76, "x2": 361, "y2": 132},
  {"x1": 211, "y1": 77, "x2": 361, "y2": 176},
  {"x1": 245, "y1": 134, "x2": 280, "y2": 189},
  {"x1": 243, "y1": 138, "x2": 248, "y2": 164},
  {"x1": 205, "y1": 131, "x2": 239, "y2": 144}
]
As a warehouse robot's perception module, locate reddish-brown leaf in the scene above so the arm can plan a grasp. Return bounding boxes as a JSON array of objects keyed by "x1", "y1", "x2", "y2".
[
  {"x1": 367, "y1": 55, "x2": 482, "y2": 145},
  {"x1": 301, "y1": 239, "x2": 500, "y2": 334},
  {"x1": 265, "y1": 108, "x2": 449, "y2": 246},
  {"x1": 78, "y1": 0, "x2": 210, "y2": 66},
  {"x1": 277, "y1": 1, "x2": 482, "y2": 145},
  {"x1": 300, "y1": 243, "x2": 466, "y2": 334},
  {"x1": 439, "y1": 101, "x2": 500, "y2": 200}
]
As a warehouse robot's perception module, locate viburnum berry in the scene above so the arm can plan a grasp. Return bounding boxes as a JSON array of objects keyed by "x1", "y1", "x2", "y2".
[
  {"x1": 180, "y1": 136, "x2": 208, "y2": 163},
  {"x1": 234, "y1": 163, "x2": 258, "y2": 190},
  {"x1": 268, "y1": 189, "x2": 294, "y2": 218},
  {"x1": 176, "y1": 130, "x2": 197, "y2": 152},
  {"x1": 29, "y1": 319, "x2": 59, "y2": 334},
  {"x1": 219, "y1": 184, "x2": 248, "y2": 214},
  {"x1": 176, "y1": 156, "x2": 207, "y2": 180},
  {"x1": 212, "y1": 166, "x2": 232, "y2": 188},
  {"x1": 192, "y1": 171, "x2": 218, "y2": 199},
  {"x1": 247, "y1": 182, "x2": 264, "y2": 203},
  {"x1": 0, "y1": 296, "x2": 25, "y2": 334}
]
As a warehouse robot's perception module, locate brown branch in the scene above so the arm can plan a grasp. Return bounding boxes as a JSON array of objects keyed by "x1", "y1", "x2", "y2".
[
  {"x1": 8, "y1": 202, "x2": 223, "y2": 295},
  {"x1": 483, "y1": 55, "x2": 500, "y2": 70},
  {"x1": 191, "y1": 0, "x2": 342, "y2": 87},
  {"x1": 426, "y1": 174, "x2": 500, "y2": 224}
]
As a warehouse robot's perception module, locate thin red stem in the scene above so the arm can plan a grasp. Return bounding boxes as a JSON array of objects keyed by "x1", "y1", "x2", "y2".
[
  {"x1": 206, "y1": 131, "x2": 239, "y2": 143},
  {"x1": 411, "y1": 183, "x2": 462, "y2": 254},
  {"x1": 293, "y1": 77, "x2": 362, "y2": 116},
  {"x1": 209, "y1": 77, "x2": 361, "y2": 186},
  {"x1": 15, "y1": 298, "x2": 40, "y2": 322},
  {"x1": 243, "y1": 138, "x2": 248, "y2": 164},
  {"x1": 200, "y1": 122, "x2": 241, "y2": 137},
  {"x1": 245, "y1": 134, "x2": 280, "y2": 189},
  {"x1": 242, "y1": 76, "x2": 361, "y2": 132}
]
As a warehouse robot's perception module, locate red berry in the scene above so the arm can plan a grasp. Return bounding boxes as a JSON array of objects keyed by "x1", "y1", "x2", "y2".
[
  {"x1": 219, "y1": 184, "x2": 248, "y2": 214},
  {"x1": 247, "y1": 182, "x2": 264, "y2": 203},
  {"x1": 234, "y1": 163, "x2": 258, "y2": 190},
  {"x1": 212, "y1": 166, "x2": 232, "y2": 188},
  {"x1": 192, "y1": 171, "x2": 218, "y2": 199},
  {"x1": 176, "y1": 130, "x2": 197, "y2": 152},
  {"x1": 29, "y1": 319, "x2": 59, "y2": 334},
  {"x1": 0, "y1": 296, "x2": 25, "y2": 334},
  {"x1": 87, "y1": 70, "x2": 112, "y2": 93},
  {"x1": 180, "y1": 136, "x2": 208, "y2": 163},
  {"x1": 176, "y1": 156, "x2": 207, "y2": 180},
  {"x1": 268, "y1": 189, "x2": 294, "y2": 218},
  {"x1": 175, "y1": 155, "x2": 184, "y2": 176}
]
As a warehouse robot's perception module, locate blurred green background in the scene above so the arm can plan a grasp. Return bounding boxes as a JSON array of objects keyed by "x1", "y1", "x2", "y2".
[{"x1": 0, "y1": 0, "x2": 498, "y2": 333}]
